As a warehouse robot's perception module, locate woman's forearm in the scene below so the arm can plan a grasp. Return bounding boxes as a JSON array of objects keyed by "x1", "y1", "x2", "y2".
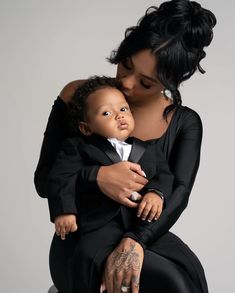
[{"x1": 123, "y1": 110, "x2": 203, "y2": 248}]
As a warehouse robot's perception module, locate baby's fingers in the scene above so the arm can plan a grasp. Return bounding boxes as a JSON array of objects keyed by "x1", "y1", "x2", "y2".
[
  {"x1": 55, "y1": 222, "x2": 62, "y2": 236},
  {"x1": 139, "y1": 203, "x2": 152, "y2": 221},
  {"x1": 70, "y1": 222, "x2": 78, "y2": 232},
  {"x1": 137, "y1": 201, "x2": 146, "y2": 218},
  {"x1": 154, "y1": 205, "x2": 163, "y2": 220},
  {"x1": 55, "y1": 222, "x2": 68, "y2": 240},
  {"x1": 146, "y1": 207, "x2": 158, "y2": 222},
  {"x1": 60, "y1": 226, "x2": 67, "y2": 240}
]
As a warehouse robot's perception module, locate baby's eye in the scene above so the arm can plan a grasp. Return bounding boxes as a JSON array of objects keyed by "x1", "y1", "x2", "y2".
[
  {"x1": 120, "y1": 106, "x2": 129, "y2": 112},
  {"x1": 102, "y1": 111, "x2": 111, "y2": 116}
]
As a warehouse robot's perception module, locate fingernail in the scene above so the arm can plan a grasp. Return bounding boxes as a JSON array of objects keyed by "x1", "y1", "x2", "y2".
[
  {"x1": 142, "y1": 171, "x2": 147, "y2": 177},
  {"x1": 100, "y1": 285, "x2": 103, "y2": 293},
  {"x1": 147, "y1": 219, "x2": 152, "y2": 222}
]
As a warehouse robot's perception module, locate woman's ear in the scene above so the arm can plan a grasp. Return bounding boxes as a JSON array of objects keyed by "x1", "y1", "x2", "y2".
[{"x1": 79, "y1": 121, "x2": 92, "y2": 136}]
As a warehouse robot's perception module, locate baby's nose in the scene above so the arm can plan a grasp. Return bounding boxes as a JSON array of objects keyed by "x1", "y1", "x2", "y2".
[{"x1": 116, "y1": 112, "x2": 124, "y2": 119}]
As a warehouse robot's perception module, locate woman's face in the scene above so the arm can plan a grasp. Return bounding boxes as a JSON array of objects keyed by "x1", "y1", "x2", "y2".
[{"x1": 116, "y1": 49, "x2": 164, "y2": 105}]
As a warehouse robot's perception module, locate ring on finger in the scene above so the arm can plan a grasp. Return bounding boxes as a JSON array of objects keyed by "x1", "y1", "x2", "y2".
[
  {"x1": 130, "y1": 191, "x2": 141, "y2": 202},
  {"x1": 121, "y1": 285, "x2": 131, "y2": 292}
]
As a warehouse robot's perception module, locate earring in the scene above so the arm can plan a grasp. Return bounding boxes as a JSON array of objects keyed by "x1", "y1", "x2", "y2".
[{"x1": 161, "y1": 88, "x2": 173, "y2": 100}]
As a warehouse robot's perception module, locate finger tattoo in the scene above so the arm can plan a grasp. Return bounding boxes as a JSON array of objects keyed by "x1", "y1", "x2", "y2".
[{"x1": 132, "y1": 275, "x2": 140, "y2": 288}]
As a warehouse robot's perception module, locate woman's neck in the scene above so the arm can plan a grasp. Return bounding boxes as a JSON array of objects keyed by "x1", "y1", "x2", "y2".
[
  {"x1": 130, "y1": 95, "x2": 172, "y2": 117},
  {"x1": 129, "y1": 96, "x2": 174, "y2": 141}
]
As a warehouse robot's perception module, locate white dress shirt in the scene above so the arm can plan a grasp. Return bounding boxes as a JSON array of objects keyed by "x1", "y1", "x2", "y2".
[{"x1": 107, "y1": 137, "x2": 132, "y2": 161}]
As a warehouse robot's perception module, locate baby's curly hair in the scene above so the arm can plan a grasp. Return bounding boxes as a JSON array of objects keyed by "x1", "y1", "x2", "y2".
[{"x1": 68, "y1": 76, "x2": 121, "y2": 135}]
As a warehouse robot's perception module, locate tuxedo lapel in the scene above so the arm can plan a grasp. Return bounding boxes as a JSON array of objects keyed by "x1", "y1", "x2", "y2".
[
  {"x1": 128, "y1": 138, "x2": 148, "y2": 163},
  {"x1": 83, "y1": 135, "x2": 147, "y2": 165},
  {"x1": 84, "y1": 134, "x2": 121, "y2": 164}
]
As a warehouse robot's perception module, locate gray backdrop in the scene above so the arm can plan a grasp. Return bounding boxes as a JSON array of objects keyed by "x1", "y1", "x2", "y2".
[{"x1": 1, "y1": 0, "x2": 234, "y2": 292}]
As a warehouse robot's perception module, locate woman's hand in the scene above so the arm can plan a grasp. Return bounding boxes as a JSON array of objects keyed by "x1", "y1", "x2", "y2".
[
  {"x1": 97, "y1": 161, "x2": 148, "y2": 208},
  {"x1": 101, "y1": 237, "x2": 144, "y2": 293}
]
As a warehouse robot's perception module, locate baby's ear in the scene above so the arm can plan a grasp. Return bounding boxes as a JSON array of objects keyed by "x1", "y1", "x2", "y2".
[{"x1": 79, "y1": 122, "x2": 92, "y2": 136}]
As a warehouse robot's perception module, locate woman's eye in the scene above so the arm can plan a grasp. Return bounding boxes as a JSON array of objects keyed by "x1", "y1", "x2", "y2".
[
  {"x1": 102, "y1": 111, "x2": 111, "y2": 116},
  {"x1": 120, "y1": 106, "x2": 129, "y2": 112},
  {"x1": 140, "y1": 80, "x2": 151, "y2": 89},
  {"x1": 122, "y1": 58, "x2": 132, "y2": 70}
]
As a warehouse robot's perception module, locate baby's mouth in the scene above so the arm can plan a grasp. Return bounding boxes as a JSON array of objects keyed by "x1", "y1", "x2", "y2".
[{"x1": 117, "y1": 120, "x2": 128, "y2": 129}]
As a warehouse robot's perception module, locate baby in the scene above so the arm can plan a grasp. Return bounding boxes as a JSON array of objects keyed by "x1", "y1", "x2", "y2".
[{"x1": 48, "y1": 76, "x2": 173, "y2": 240}]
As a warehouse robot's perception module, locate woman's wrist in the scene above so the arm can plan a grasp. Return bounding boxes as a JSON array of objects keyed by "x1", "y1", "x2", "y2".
[
  {"x1": 96, "y1": 166, "x2": 107, "y2": 192},
  {"x1": 122, "y1": 235, "x2": 146, "y2": 250}
]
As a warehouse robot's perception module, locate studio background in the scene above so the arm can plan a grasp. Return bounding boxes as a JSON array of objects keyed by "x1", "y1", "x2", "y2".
[{"x1": 0, "y1": 1, "x2": 234, "y2": 292}]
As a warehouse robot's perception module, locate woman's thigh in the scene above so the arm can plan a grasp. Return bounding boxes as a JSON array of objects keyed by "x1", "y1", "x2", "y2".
[
  {"x1": 49, "y1": 222, "x2": 202, "y2": 293},
  {"x1": 70, "y1": 225, "x2": 197, "y2": 293},
  {"x1": 49, "y1": 231, "x2": 79, "y2": 293},
  {"x1": 148, "y1": 232, "x2": 207, "y2": 293},
  {"x1": 140, "y1": 250, "x2": 197, "y2": 293},
  {"x1": 71, "y1": 219, "x2": 124, "y2": 293},
  {"x1": 49, "y1": 217, "x2": 124, "y2": 293}
]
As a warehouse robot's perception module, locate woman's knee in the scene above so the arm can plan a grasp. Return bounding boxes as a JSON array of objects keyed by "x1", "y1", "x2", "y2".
[{"x1": 140, "y1": 250, "x2": 196, "y2": 293}]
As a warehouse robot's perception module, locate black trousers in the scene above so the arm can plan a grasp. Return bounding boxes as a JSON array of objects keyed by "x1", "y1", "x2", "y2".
[{"x1": 49, "y1": 217, "x2": 206, "y2": 293}]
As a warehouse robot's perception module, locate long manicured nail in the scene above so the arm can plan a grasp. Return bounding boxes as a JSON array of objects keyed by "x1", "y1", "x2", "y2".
[
  {"x1": 142, "y1": 171, "x2": 147, "y2": 177},
  {"x1": 100, "y1": 284, "x2": 103, "y2": 293}
]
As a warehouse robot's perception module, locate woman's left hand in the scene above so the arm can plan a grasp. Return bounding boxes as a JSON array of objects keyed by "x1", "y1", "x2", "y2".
[{"x1": 100, "y1": 237, "x2": 144, "y2": 293}]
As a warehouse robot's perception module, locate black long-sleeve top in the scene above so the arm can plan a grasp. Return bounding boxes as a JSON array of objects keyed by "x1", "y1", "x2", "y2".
[{"x1": 34, "y1": 96, "x2": 202, "y2": 249}]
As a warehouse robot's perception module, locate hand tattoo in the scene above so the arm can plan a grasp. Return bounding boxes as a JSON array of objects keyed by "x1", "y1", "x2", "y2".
[{"x1": 107, "y1": 243, "x2": 140, "y2": 273}]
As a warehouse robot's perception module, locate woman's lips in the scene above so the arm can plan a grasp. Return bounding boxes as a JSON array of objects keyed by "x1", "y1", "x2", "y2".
[{"x1": 122, "y1": 90, "x2": 130, "y2": 97}]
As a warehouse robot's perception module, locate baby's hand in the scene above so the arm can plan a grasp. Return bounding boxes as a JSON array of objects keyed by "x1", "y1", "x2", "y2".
[
  {"x1": 137, "y1": 192, "x2": 164, "y2": 222},
  {"x1": 54, "y1": 214, "x2": 78, "y2": 240}
]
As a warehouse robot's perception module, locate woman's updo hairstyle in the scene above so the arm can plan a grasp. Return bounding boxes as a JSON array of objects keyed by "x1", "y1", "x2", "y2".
[{"x1": 109, "y1": 0, "x2": 216, "y2": 117}]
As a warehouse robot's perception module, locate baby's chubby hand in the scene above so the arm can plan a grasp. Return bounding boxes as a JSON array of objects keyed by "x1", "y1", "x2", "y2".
[
  {"x1": 54, "y1": 214, "x2": 78, "y2": 240},
  {"x1": 137, "y1": 192, "x2": 164, "y2": 222}
]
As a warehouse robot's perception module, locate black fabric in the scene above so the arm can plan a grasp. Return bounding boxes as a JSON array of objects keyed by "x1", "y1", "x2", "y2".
[
  {"x1": 47, "y1": 133, "x2": 174, "y2": 232},
  {"x1": 35, "y1": 97, "x2": 206, "y2": 293},
  {"x1": 49, "y1": 215, "x2": 199, "y2": 293}
]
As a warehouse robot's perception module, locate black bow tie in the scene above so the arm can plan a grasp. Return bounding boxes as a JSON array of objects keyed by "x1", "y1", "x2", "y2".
[{"x1": 125, "y1": 137, "x2": 134, "y2": 144}]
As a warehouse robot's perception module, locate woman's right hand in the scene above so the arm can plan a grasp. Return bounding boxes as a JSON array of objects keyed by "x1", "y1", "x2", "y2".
[{"x1": 97, "y1": 161, "x2": 148, "y2": 208}]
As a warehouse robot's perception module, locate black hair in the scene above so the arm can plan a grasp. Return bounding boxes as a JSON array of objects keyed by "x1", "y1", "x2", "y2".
[
  {"x1": 108, "y1": 0, "x2": 216, "y2": 118},
  {"x1": 68, "y1": 76, "x2": 120, "y2": 135}
]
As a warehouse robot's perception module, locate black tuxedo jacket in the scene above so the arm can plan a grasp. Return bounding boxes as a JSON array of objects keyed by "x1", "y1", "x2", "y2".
[{"x1": 48, "y1": 134, "x2": 174, "y2": 233}]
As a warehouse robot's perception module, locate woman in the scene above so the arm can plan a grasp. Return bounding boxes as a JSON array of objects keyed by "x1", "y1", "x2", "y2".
[{"x1": 34, "y1": 1, "x2": 216, "y2": 293}]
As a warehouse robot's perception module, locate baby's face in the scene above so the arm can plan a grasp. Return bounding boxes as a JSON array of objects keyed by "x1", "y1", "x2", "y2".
[{"x1": 80, "y1": 87, "x2": 135, "y2": 141}]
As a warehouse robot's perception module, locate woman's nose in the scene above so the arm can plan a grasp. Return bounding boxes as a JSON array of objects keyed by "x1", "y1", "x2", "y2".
[{"x1": 120, "y1": 74, "x2": 135, "y2": 91}]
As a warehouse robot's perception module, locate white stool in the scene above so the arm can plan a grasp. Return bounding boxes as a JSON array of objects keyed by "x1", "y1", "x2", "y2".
[{"x1": 47, "y1": 285, "x2": 59, "y2": 293}]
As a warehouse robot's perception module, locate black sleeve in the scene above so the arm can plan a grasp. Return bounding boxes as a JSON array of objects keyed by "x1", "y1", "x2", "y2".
[
  {"x1": 47, "y1": 138, "x2": 83, "y2": 223},
  {"x1": 143, "y1": 145, "x2": 174, "y2": 206},
  {"x1": 34, "y1": 97, "x2": 100, "y2": 198},
  {"x1": 124, "y1": 110, "x2": 203, "y2": 249},
  {"x1": 34, "y1": 97, "x2": 70, "y2": 198}
]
